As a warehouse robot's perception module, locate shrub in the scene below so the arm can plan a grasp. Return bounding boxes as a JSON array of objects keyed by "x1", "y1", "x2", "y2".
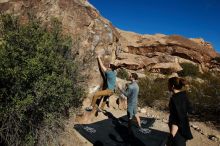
[
  {"x1": 178, "y1": 63, "x2": 200, "y2": 77},
  {"x1": 139, "y1": 70, "x2": 220, "y2": 123},
  {"x1": 0, "y1": 14, "x2": 84, "y2": 145},
  {"x1": 138, "y1": 77, "x2": 169, "y2": 109},
  {"x1": 212, "y1": 56, "x2": 220, "y2": 63},
  {"x1": 188, "y1": 72, "x2": 220, "y2": 118},
  {"x1": 117, "y1": 68, "x2": 129, "y2": 80}
]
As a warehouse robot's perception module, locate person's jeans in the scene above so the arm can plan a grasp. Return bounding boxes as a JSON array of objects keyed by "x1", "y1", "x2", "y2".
[{"x1": 91, "y1": 89, "x2": 113, "y2": 110}]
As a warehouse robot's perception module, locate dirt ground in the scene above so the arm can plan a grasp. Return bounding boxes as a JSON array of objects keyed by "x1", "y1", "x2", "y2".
[{"x1": 57, "y1": 106, "x2": 220, "y2": 146}]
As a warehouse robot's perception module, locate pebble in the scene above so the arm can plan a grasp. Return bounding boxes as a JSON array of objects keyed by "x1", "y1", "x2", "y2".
[
  {"x1": 208, "y1": 135, "x2": 219, "y2": 142},
  {"x1": 162, "y1": 118, "x2": 168, "y2": 123},
  {"x1": 191, "y1": 124, "x2": 199, "y2": 129},
  {"x1": 140, "y1": 108, "x2": 147, "y2": 114},
  {"x1": 191, "y1": 124, "x2": 202, "y2": 132},
  {"x1": 191, "y1": 124, "x2": 219, "y2": 142},
  {"x1": 200, "y1": 131, "x2": 207, "y2": 136}
]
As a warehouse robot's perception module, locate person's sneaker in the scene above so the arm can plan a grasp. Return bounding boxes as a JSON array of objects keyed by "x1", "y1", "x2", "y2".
[{"x1": 85, "y1": 106, "x2": 93, "y2": 111}]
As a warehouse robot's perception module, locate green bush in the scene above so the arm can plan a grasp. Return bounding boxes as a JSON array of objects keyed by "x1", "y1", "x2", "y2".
[
  {"x1": 188, "y1": 72, "x2": 220, "y2": 118},
  {"x1": 117, "y1": 68, "x2": 129, "y2": 80},
  {"x1": 212, "y1": 56, "x2": 220, "y2": 63},
  {"x1": 0, "y1": 14, "x2": 84, "y2": 145},
  {"x1": 138, "y1": 77, "x2": 169, "y2": 109},
  {"x1": 139, "y1": 71, "x2": 220, "y2": 122},
  {"x1": 178, "y1": 63, "x2": 200, "y2": 77}
]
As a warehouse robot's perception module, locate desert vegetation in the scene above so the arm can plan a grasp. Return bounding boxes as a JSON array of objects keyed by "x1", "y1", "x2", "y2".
[
  {"x1": 178, "y1": 63, "x2": 200, "y2": 77},
  {"x1": 0, "y1": 14, "x2": 84, "y2": 146},
  {"x1": 212, "y1": 56, "x2": 220, "y2": 63},
  {"x1": 138, "y1": 64, "x2": 220, "y2": 123},
  {"x1": 117, "y1": 68, "x2": 129, "y2": 80}
]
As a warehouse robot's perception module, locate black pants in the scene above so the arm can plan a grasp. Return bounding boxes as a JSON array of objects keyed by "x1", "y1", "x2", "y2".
[{"x1": 167, "y1": 132, "x2": 186, "y2": 146}]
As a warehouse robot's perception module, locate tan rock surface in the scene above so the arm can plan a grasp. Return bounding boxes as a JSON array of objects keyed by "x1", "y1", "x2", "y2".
[
  {"x1": 0, "y1": 0, "x2": 120, "y2": 96},
  {"x1": 150, "y1": 62, "x2": 183, "y2": 72},
  {"x1": 117, "y1": 29, "x2": 218, "y2": 72}
]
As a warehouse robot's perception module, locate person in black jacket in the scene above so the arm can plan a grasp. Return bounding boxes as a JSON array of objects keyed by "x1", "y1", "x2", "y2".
[{"x1": 167, "y1": 77, "x2": 193, "y2": 146}]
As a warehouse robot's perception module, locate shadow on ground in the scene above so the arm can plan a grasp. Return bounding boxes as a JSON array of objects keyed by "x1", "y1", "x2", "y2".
[{"x1": 74, "y1": 111, "x2": 169, "y2": 146}]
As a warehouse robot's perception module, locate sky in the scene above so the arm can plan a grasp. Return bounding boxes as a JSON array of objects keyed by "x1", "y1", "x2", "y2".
[{"x1": 89, "y1": 0, "x2": 220, "y2": 53}]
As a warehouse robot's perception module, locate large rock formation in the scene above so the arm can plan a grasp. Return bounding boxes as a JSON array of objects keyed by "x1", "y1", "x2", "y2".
[
  {"x1": 0, "y1": 0, "x2": 219, "y2": 94},
  {"x1": 116, "y1": 29, "x2": 218, "y2": 74},
  {"x1": 0, "y1": 0, "x2": 120, "y2": 96}
]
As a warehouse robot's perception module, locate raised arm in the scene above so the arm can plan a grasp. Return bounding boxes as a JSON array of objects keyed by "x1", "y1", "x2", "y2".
[{"x1": 97, "y1": 56, "x2": 107, "y2": 72}]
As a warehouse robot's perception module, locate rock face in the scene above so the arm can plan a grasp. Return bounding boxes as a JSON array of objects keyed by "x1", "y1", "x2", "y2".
[
  {"x1": 0, "y1": 0, "x2": 120, "y2": 96},
  {"x1": 116, "y1": 29, "x2": 218, "y2": 73},
  {"x1": 0, "y1": 0, "x2": 219, "y2": 94}
]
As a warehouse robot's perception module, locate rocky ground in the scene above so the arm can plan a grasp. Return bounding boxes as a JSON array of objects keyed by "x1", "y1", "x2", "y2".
[{"x1": 57, "y1": 104, "x2": 220, "y2": 146}]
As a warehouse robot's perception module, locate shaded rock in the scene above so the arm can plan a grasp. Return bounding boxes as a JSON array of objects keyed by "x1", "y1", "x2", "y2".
[
  {"x1": 150, "y1": 62, "x2": 183, "y2": 73},
  {"x1": 114, "y1": 59, "x2": 142, "y2": 70},
  {"x1": 0, "y1": 0, "x2": 9, "y2": 3},
  {"x1": 104, "y1": 94, "x2": 127, "y2": 111},
  {"x1": 208, "y1": 135, "x2": 219, "y2": 142},
  {"x1": 108, "y1": 95, "x2": 120, "y2": 110},
  {"x1": 117, "y1": 96, "x2": 127, "y2": 110},
  {"x1": 191, "y1": 124, "x2": 202, "y2": 132}
]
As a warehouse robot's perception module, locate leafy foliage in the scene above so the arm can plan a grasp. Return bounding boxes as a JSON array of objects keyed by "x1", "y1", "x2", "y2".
[
  {"x1": 188, "y1": 72, "x2": 220, "y2": 118},
  {"x1": 138, "y1": 71, "x2": 220, "y2": 123},
  {"x1": 212, "y1": 56, "x2": 220, "y2": 63},
  {"x1": 138, "y1": 77, "x2": 169, "y2": 109},
  {"x1": 117, "y1": 68, "x2": 129, "y2": 80},
  {"x1": 178, "y1": 63, "x2": 200, "y2": 77},
  {"x1": 0, "y1": 14, "x2": 84, "y2": 145}
]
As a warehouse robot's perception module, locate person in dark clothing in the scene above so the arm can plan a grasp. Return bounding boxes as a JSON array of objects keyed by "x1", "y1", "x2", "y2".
[{"x1": 167, "y1": 77, "x2": 193, "y2": 146}]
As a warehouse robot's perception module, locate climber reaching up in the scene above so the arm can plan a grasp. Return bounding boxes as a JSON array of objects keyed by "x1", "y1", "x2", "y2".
[{"x1": 86, "y1": 56, "x2": 117, "y2": 112}]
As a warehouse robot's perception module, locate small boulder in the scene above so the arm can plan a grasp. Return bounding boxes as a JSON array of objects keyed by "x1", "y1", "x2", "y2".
[
  {"x1": 208, "y1": 135, "x2": 219, "y2": 142},
  {"x1": 140, "y1": 108, "x2": 147, "y2": 114}
]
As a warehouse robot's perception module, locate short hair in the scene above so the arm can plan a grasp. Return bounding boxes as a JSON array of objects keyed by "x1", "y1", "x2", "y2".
[
  {"x1": 131, "y1": 73, "x2": 138, "y2": 80},
  {"x1": 168, "y1": 77, "x2": 187, "y2": 90},
  {"x1": 109, "y1": 63, "x2": 118, "y2": 70}
]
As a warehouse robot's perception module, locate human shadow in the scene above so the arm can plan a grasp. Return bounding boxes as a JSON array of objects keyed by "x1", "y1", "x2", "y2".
[
  {"x1": 74, "y1": 111, "x2": 169, "y2": 146},
  {"x1": 93, "y1": 140, "x2": 104, "y2": 146},
  {"x1": 104, "y1": 111, "x2": 145, "y2": 146}
]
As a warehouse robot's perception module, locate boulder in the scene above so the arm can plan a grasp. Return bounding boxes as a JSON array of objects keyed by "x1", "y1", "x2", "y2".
[
  {"x1": 1, "y1": 0, "x2": 219, "y2": 100},
  {"x1": 0, "y1": 0, "x2": 120, "y2": 96},
  {"x1": 150, "y1": 62, "x2": 183, "y2": 73},
  {"x1": 117, "y1": 29, "x2": 218, "y2": 71}
]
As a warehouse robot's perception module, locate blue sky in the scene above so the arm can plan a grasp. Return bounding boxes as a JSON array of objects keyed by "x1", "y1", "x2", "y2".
[{"x1": 89, "y1": 0, "x2": 220, "y2": 53}]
